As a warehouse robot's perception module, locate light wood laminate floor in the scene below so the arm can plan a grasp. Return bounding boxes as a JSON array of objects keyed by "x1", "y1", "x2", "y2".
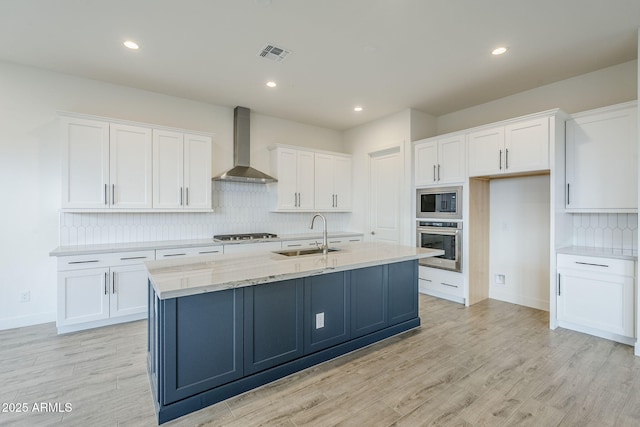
[{"x1": 2, "y1": 295, "x2": 640, "y2": 426}]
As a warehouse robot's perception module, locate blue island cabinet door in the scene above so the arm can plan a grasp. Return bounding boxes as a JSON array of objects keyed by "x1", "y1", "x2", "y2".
[
  {"x1": 244, "y1": 279, "x2": 304, "y2": 375},
  {"x1": 303, "y1": 272, "x2": 351, "y2": 354},
  {"x1": 162, "y1": 289, "x2": 243, "y2": 405},
  {"x1": 388, "y1": 260, "x2": 419, "y2": 326},
  {"x1": 350, "y1": 265, "x2": 388, "y2": 338}
]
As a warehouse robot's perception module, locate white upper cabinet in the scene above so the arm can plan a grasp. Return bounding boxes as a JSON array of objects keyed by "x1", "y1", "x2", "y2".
[
  {"x1": 270, "y1": 147, "x2": 315, "y2": 211},
  {"x1": 62, "y1": 117, "x2": 152, "y2": 209},
  {"x1": 61, "y1": 117, "x2": 110, "y2": 209},
  {"x1": 468, "y1": 117, "x2": 549, "y2": 177},
  {"x1": 565, "y1": 102, "x2": 637, "y2": 212},
  {"x1": 315, "y1": 153, "x2": 352, "y2": 211},
  {"x1": 415, "y1": 134, "x2": 465, "y2": 186},
  {"x1": 153, "y1": 130, "x2": 212, "y2": 210},
  {"x1": 61, "y1": 113, "x2": 211, "y2": 211},
  {"x1": 109, "y1": 123, "x2": 153, "y2": 209}
]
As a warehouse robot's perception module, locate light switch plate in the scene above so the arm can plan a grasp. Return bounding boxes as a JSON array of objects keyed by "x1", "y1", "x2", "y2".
[{"x1": 316, "y1": 312, "x2": 325, "y2": 329}]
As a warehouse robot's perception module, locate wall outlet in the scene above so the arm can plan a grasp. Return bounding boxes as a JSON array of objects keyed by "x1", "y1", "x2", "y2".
[
  {"x1": 315, "y1": 312, "x2": 325, "y2": 329},
  {"x1": 20, "y1": 291, "x2": 30, "y2": 302},
  {"x1": 495, "y1": 274, "x2": 506, "y2": 285}
]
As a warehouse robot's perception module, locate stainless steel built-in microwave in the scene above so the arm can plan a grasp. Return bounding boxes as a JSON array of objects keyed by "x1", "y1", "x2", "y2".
[{"x1": 416, "y1": 186, "x2": 462, "y2": 219}]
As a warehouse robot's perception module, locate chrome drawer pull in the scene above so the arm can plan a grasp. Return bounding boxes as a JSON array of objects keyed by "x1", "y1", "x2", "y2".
[
  {"x1": 69, "y1": 260, "x2": 99, "y2": 264},
  {"x1": 120, "y1": 256, "x2": 148, "y2": 260},
  {"x1": 575, "y1": 261, "x2": 609, "y2": 268},
  {"x1": 164, "y1": 253, "x2": 186, "y2": 257},
  {"x1": 441, "y1": 282, "x2": 459, "y2": 288}
]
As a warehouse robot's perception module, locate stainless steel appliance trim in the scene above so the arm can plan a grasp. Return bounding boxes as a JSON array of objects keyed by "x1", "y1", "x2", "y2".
[
  {"x1": 416, "y1": 186, "x2": 462, "y2": 220},
  {"x1": 416, "y1": 223, "x2": 462, "y2": 272}
]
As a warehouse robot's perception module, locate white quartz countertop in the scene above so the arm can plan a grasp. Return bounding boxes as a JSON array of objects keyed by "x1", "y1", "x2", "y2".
[
  {"x1": 146, "y1": 242, "x2": 444, "y2": 299},
  {"x1": 557, "y1": 246, "x2": 638, "y2": 261},
  {"x1": 49, "y1": 232, "x2": 363, "y2": 257}
]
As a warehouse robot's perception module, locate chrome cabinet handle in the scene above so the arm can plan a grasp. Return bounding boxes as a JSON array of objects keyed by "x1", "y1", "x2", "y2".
[
  {"x1": 558, "y1": 273, "x2": 561, "y2": 296},
  {"x1": 499, "y1": 150, "x2": 502, "y2": 170},
  {"x1": 567, "y1": 183, "x2": 570, "y2": 205},
  {"x1": 69, "y1": 260, "x2": 99, "y2": 265},
  {"x1": 104, "y1": 272, "x2": 108, "y2": 295},
  {"x1": 438, "y1": 164, "x2": 441, "y2": 181},
  {"x1": 575, "y1": 261, "x2": 609, "y2": 268},
  {"x1": 120, "y1": 256, "x2": 147, "y2": 261},
  {"x1": 441, "y1": 282, "x2": 458, "y2": 288},
  {"x1": 104, "y1": 184, "x2": 108, "y2": 205},
  {"x1": 505, "y1": 148, "x2": 509, "y2": 169},
  {"x1": 433, "y1": 164, "x2": 436, "y2": 181},
  {"x1": 180, "y1": 187, "x2": 183, "y2": 206},
  {"x1": 112, "y1": 184, "x2": 115, "y2": 205},
  {"x1": 163, "y1": 253, "x2": 186, "y2": 257},
  {"x1": 186, "y1": 187, "x2": 189, "y2": 206},
  {"x1": 112, "y1": 272, "x2": 116, "y2": 294}
]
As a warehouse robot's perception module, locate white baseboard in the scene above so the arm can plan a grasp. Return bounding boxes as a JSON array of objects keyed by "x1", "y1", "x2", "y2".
[{"x1": 0, "y1": 311, "x2": 56, "y2": 331}]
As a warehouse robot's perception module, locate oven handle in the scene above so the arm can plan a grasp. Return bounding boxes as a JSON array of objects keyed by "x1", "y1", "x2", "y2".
[{"x1": 416, "y1": 227, "x2": 460, "y2": 236}]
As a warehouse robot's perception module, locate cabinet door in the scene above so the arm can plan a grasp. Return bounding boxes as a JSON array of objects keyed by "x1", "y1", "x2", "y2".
[
  {"x1": 109, "y1": 123, "x2": 153, "y2": 208},
  {"x1": 333, "y1": 155, "x2": 352, "y2": 210},
  {"x1": 303, "y1": 272, "x2": 350, "y2": 354},
  {"x1": 414, "y1": 141, "x2": 438, "y2": 186},
  {"x1": 162, "y1": 289, "x2": 244, "y2": 405},
  {"x1": 110, "y1": 264, "x2": 149, "y2": 318},
  {"x1": 468, "y1": 127, "x2": 504, "y2": 177},
  {"x1": 314, "y1": 153, "x2": 334, "y2": 210},
  {"x1": 274, "y1": 148, "x2": 298, "y2": 210},
  {"x1": 244, "y1": 279, "x2": 304, "y2": 374},
  {"x1": 504, "y1": 117, "x2": 549, "y2": 173},
  {"x1": 558, "y1": 270, "x2": 634, "y2": 337},
  {"x1": 184, "y1": 133, "x2": 212, "y2": 210},
  {"x1": 57, "y1": 268, "x2": 110, "y2": 326},
  {"x1": 61, "y1": 117, "x2": 110, "y2": 208},
  {"x1": 350, "y1": 265, "x2": 387, "y2": 338},
  {"x1": 153, "y1": 130, "x2": 184, "y2": 209},
  {"x1": 296, "y1": 150, "x2": 315, "y2": 210},
  {"x1": 388, "y1": 261, "x2": 418, "y2": 326},
  {"x1": 565, "y1": 105, "x2": 638, "y2": 211},
  {"x1": 438, "y1": 135, "x2": 465, "y2": 184}
]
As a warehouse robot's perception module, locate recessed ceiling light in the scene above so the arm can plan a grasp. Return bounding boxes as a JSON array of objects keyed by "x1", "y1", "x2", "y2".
[
  {"x1": 354, "y1": 106, "x2": 363, "y2": 112},
  {"x1": 266, "y1": 81, "x2": 277, "y2": 88},
  {"x1": 124, "y1": 40, "x2": 139, "y2": 50},
  {"x1": 492, "y1": 46, "x2": 507, "y2": 55}
]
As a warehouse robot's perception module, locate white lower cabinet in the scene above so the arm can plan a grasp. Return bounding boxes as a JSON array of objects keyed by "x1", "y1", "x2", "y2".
[
  {"x1": 418, "y1": 266, "x2": 464, "y2": 304},
  {"x1": 223, "y1": 241, "x2": 283, "y2": 254},
  {"x1": 557, "y1": 254, "x2": 635, "y2": 343},
  {"x1": 57, "y1": 250, "x2": 155, "y2": 333}
]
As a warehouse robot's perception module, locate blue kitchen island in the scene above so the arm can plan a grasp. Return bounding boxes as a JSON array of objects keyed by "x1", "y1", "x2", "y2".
[{"x1": 145, "y1": 242, "x2": 443, "y2": 424}]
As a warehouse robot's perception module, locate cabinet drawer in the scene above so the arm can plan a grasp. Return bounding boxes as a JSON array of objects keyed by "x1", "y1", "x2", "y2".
[
  {"x1": 557, "y1": 254, "x2": 634, "y2": 277},
  {"x1": 282, "y1": 239, "x2": 321, "y2": 249},
  {"x1": 419, "y1": 267, "x2": 464, "y2": 298},
  {"x1": 328, "y1": 237, "x2": 363, "y2": 246},
  {"x1": 58, "y1": 250, "x2": 155, "y2": 271}
]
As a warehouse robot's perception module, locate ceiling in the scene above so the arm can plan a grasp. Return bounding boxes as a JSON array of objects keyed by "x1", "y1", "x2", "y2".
[{"x1": 1, "y1": 0, "x2": 639, "y2": 130}]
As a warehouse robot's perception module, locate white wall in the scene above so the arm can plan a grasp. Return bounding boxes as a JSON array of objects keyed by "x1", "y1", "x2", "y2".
[
  {"x1": 0, "y1": 60, "x2": 344, "y2": 330},
  {"x1": 489, "y1": 176, "x2": 550, "y2": 310},
  {"x1": 437, "y1": 60, "x2": 638, "y2": 134},
  {"x1": 343, "y1": 109, "x2": 437, "y2": 245}
]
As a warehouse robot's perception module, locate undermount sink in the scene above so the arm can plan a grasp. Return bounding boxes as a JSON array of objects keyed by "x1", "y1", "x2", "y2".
[{"x1": 274, "y1": 247, "x2": 341, "y2": 257}]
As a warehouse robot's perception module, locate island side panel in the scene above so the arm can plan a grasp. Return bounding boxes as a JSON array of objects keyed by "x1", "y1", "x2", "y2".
[
  {"x1": 244, "y1": 279, "x2": 304, "y2": 375},
  {"x1": 388, "y1": 260, "x2": 419, "y2": 325},
  {"x1": 303, "y1": 271, "x2": 351, "y2": 354},
  {"x1": 350, "y1": 265, "x2": 388, "y2": 338},
  {"x1": 162, "y1": 289, "x2": 244, "y2": 405}
]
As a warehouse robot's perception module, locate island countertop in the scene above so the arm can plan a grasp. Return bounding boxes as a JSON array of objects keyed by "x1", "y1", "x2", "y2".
[{"x1": 146, "y1": 242, "x2": 444, "y2": 299}]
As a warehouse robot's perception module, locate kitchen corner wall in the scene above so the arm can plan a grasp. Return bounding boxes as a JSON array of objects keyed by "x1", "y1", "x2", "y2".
[{"x1": 59, "y1": 181, "x2": 351, "y2": 245}]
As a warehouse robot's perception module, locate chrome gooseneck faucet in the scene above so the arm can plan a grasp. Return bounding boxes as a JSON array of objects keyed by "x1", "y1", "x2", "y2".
[{"x1": 310, "y1": 214, "x2": 328, "y2": 255}]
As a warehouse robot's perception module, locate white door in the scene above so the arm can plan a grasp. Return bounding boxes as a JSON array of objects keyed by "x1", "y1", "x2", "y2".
[
  {"x1": 275, "y1": 148, "x2": 298, "y2": 210},
  {"x1": 414, "y1": 141, "x2": 437, "y2": 186},
  {"x1": 61, "y1": 117, "x2": 110, "y2": 208},
  {"x1": 369, "y1": 148, "x2": 401, "y2": 243},
  {"x1": 504, "y1": 117, "x2": 549, "y2": 173},
  {"x1": 184, "y1": 133, "x2": 212, "y2": 210},
  {"x1": 110, "y1": 264, "x2": 149, "y2": 318},
  {"x1": 468, "y1": 126, "x2": 504, "y2": 177},
  {"x1": 57, "y1": 268, "x2": 110, "y2": 326},
  {"x1": 296, "y1": 151, "x2": 315, "y2": 210},
  {"x1": 314, "y1": 153, "x2": 335, "y2": 210},
  {"x1": 110, "y1": 123, "x2": 153, "y2": 208},
  {"x1": 438, "y1": 135, "x2": 465, "y2": 184},
  {"x1": 153, "y1": 129, "x2": 184, "y2": 209}
]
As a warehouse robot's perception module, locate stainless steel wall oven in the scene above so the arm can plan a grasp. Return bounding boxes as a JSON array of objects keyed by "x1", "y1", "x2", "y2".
[{"x1": 416, "y1": 221, "x2": 462, "y2": 272}]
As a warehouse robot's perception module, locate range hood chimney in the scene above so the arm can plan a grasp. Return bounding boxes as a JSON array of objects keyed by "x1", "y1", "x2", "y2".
[{"x1": 213, "y1": 106, "x2": 277, "y2": 183}]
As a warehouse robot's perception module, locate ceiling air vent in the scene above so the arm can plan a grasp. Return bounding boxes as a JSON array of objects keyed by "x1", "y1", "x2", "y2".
[{"x1": 258, "y1": 44, "x2": 291, "y2": 62}]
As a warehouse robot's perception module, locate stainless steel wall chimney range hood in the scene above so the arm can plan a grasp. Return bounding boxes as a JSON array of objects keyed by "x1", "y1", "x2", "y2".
[{"x1": 213, "y1": 106, "x2": 277, "y2": 183}]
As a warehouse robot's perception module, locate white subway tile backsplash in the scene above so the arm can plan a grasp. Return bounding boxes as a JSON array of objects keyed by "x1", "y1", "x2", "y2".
[
  {"x1": 572, "y1": 213, "x2": 638, "y2": 251},
  {"x1": 60, "y1": 181, "x2": 352, "y2": 245}
]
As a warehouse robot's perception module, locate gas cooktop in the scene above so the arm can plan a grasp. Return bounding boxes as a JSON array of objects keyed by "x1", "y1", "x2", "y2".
[{"x1": 213, "y1": 233, "x2": 278, "y2": 241}]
